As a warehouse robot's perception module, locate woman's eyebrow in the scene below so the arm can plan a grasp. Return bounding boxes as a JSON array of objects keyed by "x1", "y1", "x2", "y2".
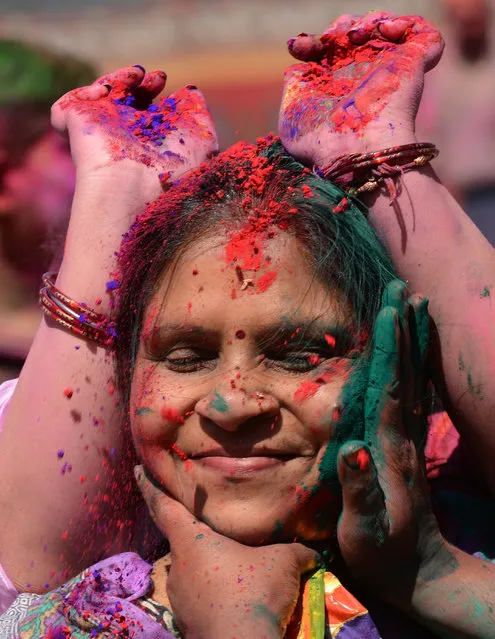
[
  {"x1": 256, "y1": 321, "x2": 354, "y2": 346},
  {"x1": 145, "y1": 322, "x2": 215, "y2": 341}
]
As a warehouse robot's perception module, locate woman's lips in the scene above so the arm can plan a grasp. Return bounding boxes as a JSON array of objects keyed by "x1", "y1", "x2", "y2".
[{"x1": 195, "y1": 455, "x2": 294, "y2": 476}]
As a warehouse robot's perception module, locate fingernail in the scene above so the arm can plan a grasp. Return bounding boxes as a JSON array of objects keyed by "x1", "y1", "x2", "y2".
[
  {"x1": 185, "y1": 84, "x2": 198, "y2": 90},
  {"x1": 345, "y1": 448, "x2": 369, "y2": 471},
  {"x1": 133, "y1": 64, "x2": 145, "y2": 72},
  {"x1": 296, "y1": 32, "x2": 308, "y2": 37},
  {"x1": 103, "y1": 83, "x2": 112, "y2": 92}
]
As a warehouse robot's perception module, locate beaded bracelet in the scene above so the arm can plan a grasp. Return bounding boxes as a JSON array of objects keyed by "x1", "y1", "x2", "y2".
[
  {"x1": 39, "y1": 272, "x2": 116, "y2": 348},
  {"x1": 323, "y1": 142, "x2": 439, "y2": 201}
]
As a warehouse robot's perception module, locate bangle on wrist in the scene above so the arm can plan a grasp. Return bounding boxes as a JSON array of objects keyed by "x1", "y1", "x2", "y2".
[
  {"x1": 322, "y1": 142, "x2": 439, "y2": 202},
  {"x1": 39, "y1": 272, "x2": 116, "y2": 348}
]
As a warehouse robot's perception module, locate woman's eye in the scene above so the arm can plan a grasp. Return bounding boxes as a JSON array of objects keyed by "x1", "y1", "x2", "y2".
[
  {"x1": 164, "y1": 348, "x2": 217, "y2": 372},
  {"x1": 265, "y1": 351, "x2": 327, "y2": 373}
]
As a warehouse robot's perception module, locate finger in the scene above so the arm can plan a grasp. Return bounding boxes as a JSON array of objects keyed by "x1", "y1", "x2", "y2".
[
  {"x1": 381, "y1": 279, "x2": 407, "y2": 318},
  {"x1": 342, "y1": 11, "x2": 399, "y2": 46},
  {"x1": 397, "y1": 15, "x2": 445, "y2": 72},
  {"x1": 321, "y1": 14, "x2": 360, "y2": 40},
  {"x1": 379, "y1": 17, "x2": 410, "y2": 42},
  {"x1": 337, "y1": 442, "x2": 389, "y2": 546},
  {"x1": 399, "y1": 299, "x2": 429, "y2": 452},
  {"x1": 134, "y1": 465, "x2": 209, "y2": 547},
  {"x1": 347, "y1": 11, "x2": 397, "y2": 45},
  {"x1": 288, "y1": 33, "x2": 326, "y2": 62},
  {"x1": 133, "y1": 70, "x2": 168, "y2": 104},
  {"x1": 350, "y1": 11, "x2": 399, "y2": 39},
  {"x1": 51, "y1": 84, "x2": 110, "y2": 132},
  {"x1": 126, "y1": 70, "x2": 168, "y2": 111},
  {"x1": 408, "y1": 293, "x2": 430, "y2": 368},
  {"x1": 365, "y1": 306, "x2": 401, "y2": 449},
  {"x1": 365, "y1": 309, "x2": 420, "y2": 533},
  {"x1": 406, "y1": 293, "x2": 430, "y2": 452},
  {"x1": 94, "y1": 64, "x2": 145, "y2": 89}
]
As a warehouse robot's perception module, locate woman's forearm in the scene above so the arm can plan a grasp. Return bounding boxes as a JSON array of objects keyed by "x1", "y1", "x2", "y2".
[
  {"x1": 0, "y1": 169, "x2": 147, "y2": 592},
  {"x1": 363, "y1": 165, "x2": 495, "y2": 491},
  {"x1": 406, "y1": 545, "x2": 495, "y2": 639}
]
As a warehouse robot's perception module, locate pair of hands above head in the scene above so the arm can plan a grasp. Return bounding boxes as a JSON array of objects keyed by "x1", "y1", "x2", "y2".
[
  {"x1": 134, "y1": 279, "x2": 451, "y2": 638},
  {"x1": 55, "y1": 12, "x2": 443, "y2": 213}
]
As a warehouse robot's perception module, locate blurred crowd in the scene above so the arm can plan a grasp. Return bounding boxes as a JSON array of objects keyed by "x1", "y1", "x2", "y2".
[{"x1": 0, "y1": 0, "x2": 494, "y2": 380}]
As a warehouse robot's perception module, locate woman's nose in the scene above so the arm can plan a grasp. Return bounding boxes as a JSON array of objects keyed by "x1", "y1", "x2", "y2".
[{"x1": 195, "y1": 381, "x2": 280, "y2": 432}]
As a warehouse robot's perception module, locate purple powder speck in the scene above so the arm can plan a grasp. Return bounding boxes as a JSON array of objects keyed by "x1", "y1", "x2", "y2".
[{"x1": 106, "y1": 280, "x2": 119, "y2": 292}]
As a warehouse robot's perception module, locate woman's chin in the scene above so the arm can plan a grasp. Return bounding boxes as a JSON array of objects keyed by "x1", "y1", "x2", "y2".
[{"x1": 197, "y1": 506, "x2": 322, "y2": 545}]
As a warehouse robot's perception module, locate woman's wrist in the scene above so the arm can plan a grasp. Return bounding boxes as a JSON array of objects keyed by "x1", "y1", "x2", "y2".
[
  {"x1": 316, "y1": 132, "x2": 419, "y2": 172},
  {"x1": 55, "y1": 170, "x2": 152, "y2": 313}
]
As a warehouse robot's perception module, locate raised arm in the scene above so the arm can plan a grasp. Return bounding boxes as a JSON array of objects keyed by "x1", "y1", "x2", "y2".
[
  {"x1": 0, "y1": 65, "x2": 217, "y2": 593},
  {"x1": 279, "y1": 12, "x2": 495, "y2": 492}
]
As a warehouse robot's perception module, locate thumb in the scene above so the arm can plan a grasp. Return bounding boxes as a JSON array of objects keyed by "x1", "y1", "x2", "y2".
[
  {"x1": 51, "y1": 84, "x2": 110, "y2": 133},
  {"x1": 289, "y1": 543, "x2": 322, "y2": 576},
  {"x1": 134, "y1": 465, "x2": 205, "y2": 547},
  {"x1": 337, "y1": 442, "x2": 389, "y2": 546}
]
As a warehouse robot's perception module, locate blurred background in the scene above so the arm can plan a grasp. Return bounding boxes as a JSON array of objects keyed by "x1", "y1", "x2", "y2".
[{"x1": 0, "y1": 0, "x2": 494, "y2": 380}]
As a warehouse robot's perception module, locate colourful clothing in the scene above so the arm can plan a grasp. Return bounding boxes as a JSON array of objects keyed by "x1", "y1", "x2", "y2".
[
  {"x1": 1, "y1": 552, "x2": 382, "y2": 639},
  {"x1": 1, "y1": 553, "x2": 176, "y2": 639}
]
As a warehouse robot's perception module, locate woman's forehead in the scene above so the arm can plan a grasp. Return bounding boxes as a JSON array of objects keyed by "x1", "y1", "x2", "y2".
[{"x1": 146, "y1": 231, "x2": 353, "y2": 333}]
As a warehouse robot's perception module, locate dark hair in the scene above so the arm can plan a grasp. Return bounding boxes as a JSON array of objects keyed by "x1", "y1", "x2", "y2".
[{"x1": 115, "y1": 137, "x2": 396, "y2": 405}]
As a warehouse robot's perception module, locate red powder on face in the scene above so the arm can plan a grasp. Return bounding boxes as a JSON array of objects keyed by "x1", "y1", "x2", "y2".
[
  {"x1": 324, "y1": 334, "x2": 336, "y2": 348},
  {"x1": 256, "y1": 271, "x2": 278, "y2": 293},
  {"x1": 167, "y1": 443, "x2": 188, "y2": 460},
  {"x1": 160, "y1": 407, "x2": 185, "y2": 424},
  {"x1": 225, "y1": 231, "x2": 263, "y2": 271},
  {"x1": 294, "y1": 380, "x2": 321, "y2": 402},
  {"x1": 63, "y1": 388, "x2": 73, "y2": 399}
]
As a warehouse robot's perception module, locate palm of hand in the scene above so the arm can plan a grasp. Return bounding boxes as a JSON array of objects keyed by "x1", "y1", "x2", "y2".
[
  {"x1": 52, "y1": 67, "x2": 218, "y2": 189},
  {"x1": 279, "y1": 12, "x2": 444, "y2": 168}
]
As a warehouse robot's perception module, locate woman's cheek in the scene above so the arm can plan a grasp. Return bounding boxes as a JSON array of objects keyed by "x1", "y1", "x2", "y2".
[{"x1": 289, "y1": 360, "x2": 354, "y2": 440}]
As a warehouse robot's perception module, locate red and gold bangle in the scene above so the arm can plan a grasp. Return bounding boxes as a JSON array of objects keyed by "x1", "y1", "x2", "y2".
[
  {"x1": 39, "y1": 272, "x2": 116, "y2": 348},
  {"x1": 322, "y1": 142, "x2": 439, "y2": 200}
]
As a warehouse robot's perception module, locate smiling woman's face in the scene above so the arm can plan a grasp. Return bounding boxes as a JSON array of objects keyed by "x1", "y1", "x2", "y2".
[{"x1": 130, "y1": 231, "x2": 358, "y2": 544}]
